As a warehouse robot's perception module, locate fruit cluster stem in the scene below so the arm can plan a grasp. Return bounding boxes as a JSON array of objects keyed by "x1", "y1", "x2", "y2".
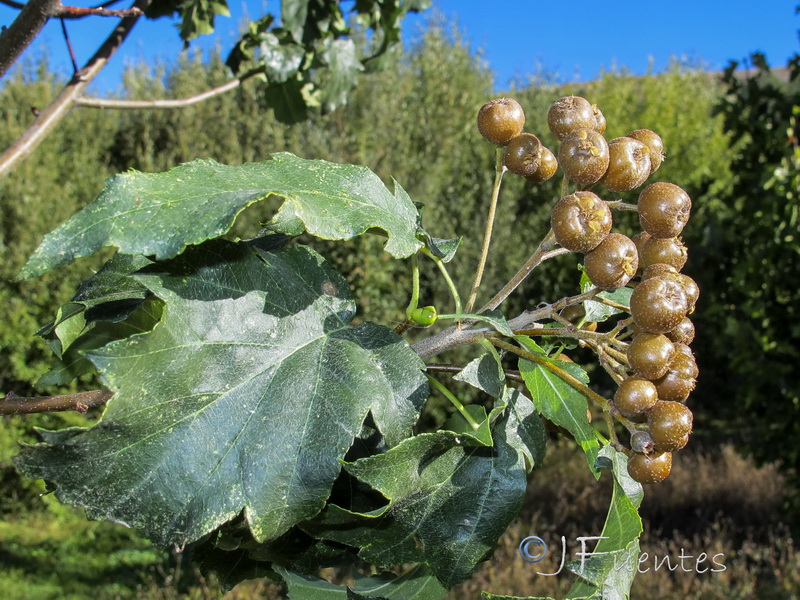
[{"x1": 464, "y1": 147, "x2": 506, "y2": 315}]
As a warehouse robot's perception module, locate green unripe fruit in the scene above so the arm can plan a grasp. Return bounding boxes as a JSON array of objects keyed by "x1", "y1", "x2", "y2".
[{"x1": 410, "y1": 306, "x2": 438, "y2": 327}]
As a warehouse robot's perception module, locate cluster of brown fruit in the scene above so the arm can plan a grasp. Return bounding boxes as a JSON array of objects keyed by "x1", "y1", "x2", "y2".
[{"x1": 477, "y1": 95, "x2": 698, "y2": 484}]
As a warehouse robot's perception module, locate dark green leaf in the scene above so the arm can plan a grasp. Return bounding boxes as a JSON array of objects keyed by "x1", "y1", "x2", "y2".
[
  {"x1": 516, "y1": 336, "x2": 601, "y2": 475},
  {"x1": 37, "y1": 297, "x2": 164, "y2": 388},
  {"x1": 275, "y1": 564, "x2": 447, "y2": 600},
  {"x1": 452, "y1": 352, "x2": 505, "y2": 399},
  {"x1": 310, "y1": 414, "x2": 527, "y2": 587},
  {"x1": 16, "y1": 240, "x2": 427, "y2": 547},
  {"x1": 20, "y1": 153, "x2": 424, "y2": 279}
]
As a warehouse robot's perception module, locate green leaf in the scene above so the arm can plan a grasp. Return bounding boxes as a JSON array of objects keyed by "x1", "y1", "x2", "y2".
[
  {"x1": 516, "y1": 336, "x2": 601, "y2": 475},
  {"x1": 503, "y1": 388, "x2": 547, "y2": 473},
  {"x1": 275, "y1": 564, "x2": 447, "y2": 600},
  {"x1": 565, "y1": 445, "x2": 643, "y2": 600},
  {"x1": 259, "y1": 33, "x2": 305, "y2": 83},
  {"x1": 15, "y1": 240, "x2": 427, "y2": 547},
  {"x1": 310, "y1": 414, "x2": 528, "y2": 588},
  {"x1": 580, "y1": 269, "x2": 632, "y2": 323},
  {"x1": 318, "y1": 38, "x2": 364, "y2": 114},
  {"x1": 37, "y1": 297, "x2": 164, "y2": 388},
  {"x1": 481, "y1": 594, "x2": 555, "y2": 600},
  {"x1": 452, "y1": 352, "x2": 505, "y2": 399},
  {"x1": 423, "y1": 235, "x2": 462, "y2": 263},
  {"x1": 19, "y1": 153, "x2": 424, "y2": 279}
]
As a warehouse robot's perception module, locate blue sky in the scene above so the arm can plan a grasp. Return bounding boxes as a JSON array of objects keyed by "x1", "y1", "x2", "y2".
[{"x1": 1, "y1": 0, "x2": 797, "y2": 93}]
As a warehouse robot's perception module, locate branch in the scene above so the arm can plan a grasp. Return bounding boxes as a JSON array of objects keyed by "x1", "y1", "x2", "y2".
[
  {"x1": 1, "y1": 388, "x2": 113, "y2": 414},
  {"x1": 1, "y1": 0, "x2": 26, "y2": 9},
  {"x1": 59, "y1": 5, "x2": 144, "y2": 19},
  {"x1": 0, "y1": 0, "x2": 63, "y2": 79},
  {"x1": 0, "y1": 0, "x2": 150, "y2": 179},
  {"x1": 74, "y1": 67, "x2": 265, "y2": 109}
]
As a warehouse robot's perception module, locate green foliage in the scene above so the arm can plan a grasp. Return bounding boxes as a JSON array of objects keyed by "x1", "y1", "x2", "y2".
[
  {"x1": 690, "y1": 53, "x2": 800, "y2": 479},
  {"x1": 13, "y1": 147, "x2": 633, "y2": 597}
]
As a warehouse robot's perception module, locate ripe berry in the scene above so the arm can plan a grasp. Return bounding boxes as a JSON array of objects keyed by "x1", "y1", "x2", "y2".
[
  {"x1": 601, "y1": 137, "x2": 652, "y2": 192},
  {"x1": 639, "y1": 236, "x2": 689, "y2": 271},
  {"x1": 628, "y1": 129, "x2": 666, "y2": 173},
  {"x1": 614, "y1": 377, "x2": 659, "y2": 418},
  {"x1": 525, "y1": 146, "x2": 558, "y2": 183},
  {"x1": 627, "y1": 332, "x2": 675, "y2": 380},
  {"x1": 654, "y1": 353, "x2": 697, "y2": 402},
  {"x1": 665, "y1": 317, "x2": 695, "y2": 345},
  {"x1": 630, "y1": 276, "x2": 688, "y2": 333},
  {"x1": 504, "y1": 133, "x2": 542, "y2": 177},
  {"x1": 558, "y1": 129, "x2": 610, "y2": 185},
  {"x1": 638, "y1": 182, "x2": 691, "y2": 238},
  {"x1": 628, "y1": 451, "x2": 672, "y2": 484},
  {"x1": 583, "y1": 233, "x2": 638, "y2": 289},
  {"x1": 548, "y1": 96, "x2": 596, "y2": 140},
  {"x1": 648, "y1": 401, "x2": 693, "y2": 452},
  {"x1": 592, "y1": 104, "x2": 607, "y2": 134},
  {"x1": 477, "y1": 98, "x2": 525, "y2": 145},
  {"x1": 641, "y1": 264, "x2": 699, "y2": 312},
  {"x1": 551, "y1": 191, "x2": 613, "y2": 253}
]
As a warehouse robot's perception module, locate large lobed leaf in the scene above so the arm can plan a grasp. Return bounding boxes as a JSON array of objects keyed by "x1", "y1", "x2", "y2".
[
  {"x1": 15, "y1": 239, "x2": 427, "y2": 547},
  {"x1": 19, "y1": 153, "x2": 423, "y2": 280}
]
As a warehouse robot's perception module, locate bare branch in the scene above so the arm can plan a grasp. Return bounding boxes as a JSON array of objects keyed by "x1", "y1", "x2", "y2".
[
  {"x1": 75, "y1": 68, "x2": 265, "y2": 110},
  {"x1": 0, "y1": 0, "x2": 150, "y2": 179},
  {"x1": 0, "y1": 0, "x2": 63, "y2": 79},
  {"x1": 1, "y1": 388, "x2": 113, "y2": 415},
  {"x1": 59, "y1": 5, "x2": 143, "y2": 19}
]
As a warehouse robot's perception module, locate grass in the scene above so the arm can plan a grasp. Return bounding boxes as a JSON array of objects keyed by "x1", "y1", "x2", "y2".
[{"x1": 1, "y1": 442, "x2": 797, "y2": 599}]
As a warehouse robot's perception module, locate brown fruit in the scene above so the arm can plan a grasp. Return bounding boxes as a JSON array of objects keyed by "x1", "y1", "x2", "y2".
[
  {"x1": 628, "y1": 129, "x2": 666, "y2": 173},
  {"x1": 601, "y1": 137, "x2": 652, "y2": 192},
  {"x1": 558, "y1": 128, "x2": 610, "y2": 185},
  {"x1": 630, "y1": 276, "x2": 688, "y2": 333},
  {"x1": 477, "y1": 98, "x2": 525, "y2": 145},
  {"x1": 638, "y1": 182, "x2": 691, "y2": 238},
  {"x1": 505, "y1": 133, "x2": 542, "y2": 177},
  {"x1": 525, "y1": 146, "x2": 559, "y2": 183},
  {"x1": 628, "y1": 451, "x2": 672, "y2": 484},
  {"x1": 550, "y1": 191, "x2": 613, "y2": 253},
  {"x1": 583, "y1": 233, "x2": 638, "y2": 289},
  {"x1": 548, "y1": 96, "x2": 596, "y2": 140},
  {"x1": 627, "y1": 332, "x2": 675, "y2": 380}
]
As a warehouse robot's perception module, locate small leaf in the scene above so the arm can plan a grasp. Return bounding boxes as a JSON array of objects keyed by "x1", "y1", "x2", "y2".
[
  {"x1": 516, "y1": 336, "x2": 601, "y2": 475},
  {"x1": 275, "y1": 564, "x2": 447, "y2": 600},
  {"x1": 20, "y1": 154, "x2": 424, "y2": 279},
  {"x1": 453, "y1": 352, "x2": 505, "y2": 399},
  {"x1": 503, "y1": 388, "x2": 547, "y2": 473},
  {"x1": 318, "y1": 38, "x2": 364, "y2": 113},
  {"x1": 423, "y1": 235, "x2": 462, "y2": 263},
  {"x1": 580, "y1": 269, "x2": 632, "y2": 323}
]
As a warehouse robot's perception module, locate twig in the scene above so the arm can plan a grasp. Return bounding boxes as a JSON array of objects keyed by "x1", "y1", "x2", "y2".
[
  {"x1": 605, "y1": 200, "x2": 639, "y2": 212},
  {"x1": 60, "y1": 17, "x2": 78, "y2": 73},
  {"x1": 478, "y1": 229, "x2": 569, "y2": 313},
  {"x1": 0, "y1": 0, "x2": 26, "y2": 9},
  {"x1": 1, "y1": 388, "x2": 113, "y2": 414},
  {"x1": 58, "y1": 5, "x2": 144, "y2": 18},
  {"x1": 73, "y1": 68, "x2": 263, "y2": 109},
  {"x1": 464, "y1": 147, "x2": 505, "y2": 315},
  {"x1": 0, "y1": 0, "x2": 63, "y2": 80},
  {"x1": 490, "y1": 338, "x2": 611, "y2": 410},
  {"x1": 0, "y1": 0, "x2": 150, "y2": 178},
  {"x1": 425, "y1": 362, "x2": 524, "y2": 385}
]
